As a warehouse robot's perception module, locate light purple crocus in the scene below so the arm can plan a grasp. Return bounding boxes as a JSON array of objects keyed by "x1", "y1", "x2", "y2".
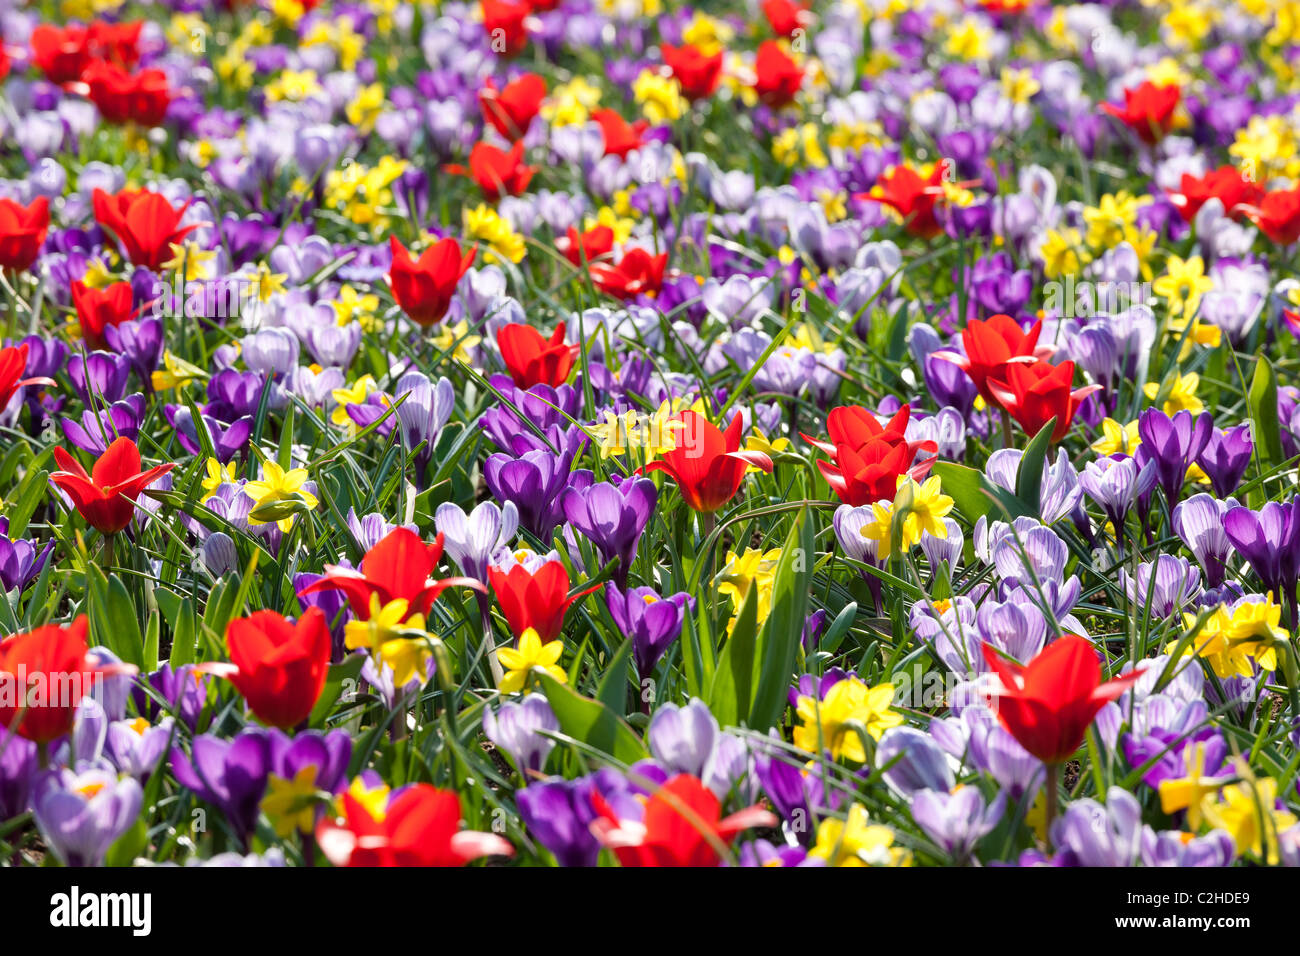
[
  {"x1": 32, "y1": 767, "x2": 143, "y2": 866},
  {"x1": 1049, "y1": 786, "x2": 1142, "y2": 867},
  {"x1": 876, "y1": 726, "x2": 955, "y2": 796},
  {"x1": 1222, "y1": 498, "x2": 1300, "y2": 600},
  {"x1": 393, "y1": 371, "x2": 455, "y2": 486},
  {"x1": 482, "y1": 694, "x2": 558, "y2": 775},
  {"x1": 1080, "y1": 454, "x2": 1156, "y2": 530},
  {"x1": 1140, "y1": 827, "x2": 1235, "y2": 867},
  {"x1": 912, "y1": 787, "x2": 1005, "y2": 860},
  {"x1": 435, "y1": 499, "x2": 518, "y2": 583},
  {"x1": 1173, "y1": 494, "x2": 1236, "y2": 588},
  {"x1": 1119, "y1": 554, "x2": 1203, "y2": 617}
]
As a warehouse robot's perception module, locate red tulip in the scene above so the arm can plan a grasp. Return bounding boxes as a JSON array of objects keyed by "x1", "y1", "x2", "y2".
[
  {"x1": 1240, "y1": 187, "x2": 1300, "y2": 245},
  {"x1": 317, "y1": 783, "x2": 513, "y2": 867},
  {"x1": 72, "y1": 280, "x2": 137, "y2": 350},
  {"x1": 487, "y1": 560, "x2": 597, "y2": 641},
  {"x1": 591, "y1": 774, "x2": 777, "y2": 867},
  {"x1": 0, "y1": 196, "x2": 50, "y2": 272},
  {"x1": 661, "y1": 43, "x2": 723, "y2": 101},
  {"x1": 29, "y1": 23, "x2": 93, "y2": 83},
  {"x1": 556, "y1": 224, "x2": 614, "y2": 267},
  {"x1": 92, "y1": 188, "x2": 196, "y2": 272},
  {"x1": 592, "y1": 108, "x2": 648, "y2": 159},
  {"x1": 752, "y1": 41, "x2": 803, "y2": 107},
  {"x1": 857, "y1": 161, "x2": 950, "y2": 239},
  {"x1": 220, "y1": 608, "x2": 331, "y2": 729},
  {"x1": 49, "y1": 436, "x2": 175, "y2": 535},
  {"x1": 803, "y1": 404, "x2": 937, "y2": 506},
  {"x1": 986, "y1": 359, "x2": 1100, "y2": 443},
  {"x1": 589, "y1": 247, "x2": 668, "y2": 300},
  {"x1": 387, "y1": 235, "x2": 476, "y2": 327},
  {"x1": 479, "y1": 73, "x2": 546, "y2": 141},
  {"x1": 1100, "y1": 81, "x2": 1180, "y2": 145},
  {"x1": 0, "y1": 343, "x2": 47, "y2": 412},
  {"x1": 1166, "y1": 165, "x2": 1264, "y2": 224},
  {"x1": 936, "y1": 314, "x2": 1053, "y2": 405},
  {"x1": 0, "y1": 617, "x2": 116, "y2": 744},
  {"x1": 445, "y1": 141, "x2": 535, "y2": 200},
  {"x1": 81, "y1": 60, "x2": 171, "y2": 127},
  {"x1": 0, "y1": 41, "x2": 10, "y2": 82},
  {"x1": 497, "y1": 321, "x2": 578, "y2": 389},
  {"x1": 982, "y1": 636, "x2": 1143, "y2": 765},
  {"x1": 761, "y1": 0, "x2": 812, "y2": 37},
  {"x1": 481, "y1": 0, "x2": 532, "y2": 57},
  {"x1": 85, "y1": 20, "x2": 144, "y2": 68},
  {"x1": 300, "y1": 527, "x2": 480, "y2": 620},
  {"x1": 641, "y1": 410, "x2": 773, "y2": 513}
]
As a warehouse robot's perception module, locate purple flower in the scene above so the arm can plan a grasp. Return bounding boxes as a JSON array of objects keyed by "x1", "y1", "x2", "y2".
[
  {"x1": 1196, "y1": 424, "x2": 1253, "y2": 498},
  {"x1": 1080, "y1": 454, "x2": 1156, "y2": 529},
  {"x1": 478, "y1": 376, "x2": 584, "y2": 455},
  {"x1": 482, "y1": 694, "x2": 558, "y2": 775},
  {"x1": 0, "y1": 518, "x2": 53, "y2": 593},
  {"x1": 165, "y1": 405, "x2": 252, "y2": 462},
  {"x1": 435, "y1": 500, "x2": 518, "y2": 583},
  {"x1": 875, "y1": 727, "x2": 955, "y2": 795},
  {"x1": 106, "y1": 717, "x2": 175, "y2": 780},
  {"x1": 516, "y1": 769, "x2": 632, "y2": 867},
  {"x1": 0, "y1": 735, "x2": 38, "y2": 820},
  {"x1": 393, "y1": 371, "x2": 455, "y2": 486},
  {"x1": 133, "y1": 663, "x2": 209, "y2": 731},
  {"x1": 67, "y1": 351, "x2": 131, "y2": 405},
  {"x1": 484, "y1": 448, "x2": 591, "y2": 541},
  {"x1": 645, "y1": 699, "x2": 747, "y2": 797},
  {"x1": 912, "y1": 787, "x2": 1005, "y2": 859},
  {"x1": 1135, "y1": 408, "x2": 1212, "y2": 507},
  {"x1": 170, "y1": 729, "x2": 271, "y2": 847},
  {"x1": 1119, "y1": 554, "x2": 1203, "y2": 617},
  {"x1": 1173, "y1": 494, "x2": 1236, "y2": 588},
  {"x1": 738, "y1": 840, "x2": 822, "y2": 867},
  {"x1": 1140, "y1": 827, "x2": 1235, "y2": 867},
  {"x1": 103, "y1": 317, "x2": 163, "y2": 384},
  {"x1": 605, "y1": 584, "x2": 692, "y2": 678},
  {"x1": 1223, "y1": 499, "x2": 1300, "y2": 599},
  {"x1": 32, "y1": 767, "x2": 143, "y2": 866},
  {"x1": 1049, "y1": 787, "x2": 1142, "y2": 867},
  {"x1": 562, "y1": 478, "x2": 656, "y2": 586},
  {"x1": 60, "y1": 395, "x2": 145, "y2": 455}
]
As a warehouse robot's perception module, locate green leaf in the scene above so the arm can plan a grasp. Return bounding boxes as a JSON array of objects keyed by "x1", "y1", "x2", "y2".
[
  {"x1": 1249, "y1": 356, "x2": 1283, "y2": 504},
  {"x1": 539, "y1": 673, "x2": 648, "y2": 765},
  {"x1": 309, "y1": 653, "x2": 366, "y2": 728},
  {"x1": 932, "y1": 461, "x2": 1028, "y2": 523},
  {"x1": 747, "y1": 508, "x2": 814, "y2": 732},
  {"x1": 87, "y1": 568, "x2": 145, "y2": 668},
  {"x1": 1015, "y1": 417, "x2": 1057, "y2": 514},
  {"x1": 596, "y1": 638, "x2": 632, "y2": 715},
  {"x1": 706, "y1": 577, "x2": 760, "y2": 727}
]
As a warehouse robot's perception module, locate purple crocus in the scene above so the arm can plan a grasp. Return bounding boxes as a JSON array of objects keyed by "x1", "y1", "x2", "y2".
[
  {"x1": 1049, "y1": 786, "x2": 1142, "y2": 867},
  {"x1": 482, "y1": 694, "x2": 558, "y2": 775},
  {"x1": 106, "y1": 717, "x2": 175, "y2": 780},
  {"x1": 0, "y1": 517, "x2": 53, "y2": 593},
  {"x1": 393, "y1": 371, "x2": 455, "y2": 487},
  {"x1": 31, "y1": 767, "x2": 143, "y2": 866},
  {"x1": 263, "y1": 728, "x2": 352, "y2": 834},
  {"x1": 1223, "y1": 499, "x2": 1300, "y2": 602},
  {"x1": 165, "y1": 405, "x2": 252, "y2": 462},
  {"x1": 0, "y1": 734, "x2": 38, "y2": 820},
  {"x1": 562, "y1": 478, "x2": 656, "y2": 586},
  {"x1": 605, "y1": 583, "x2": 693, "y2": 678},
  {"x1": 67, "y1": 351, "x2": 131, "y2": 405},
  {"x1": 1080, "y1": 454, "x2": 1156, "y2": 531},
  {"x1": 875, "y1": 726, "x2": 956, "y2": 795},
  {"x1": 484, "y1": 448, "x2": 592, "y2": 541},
  {"x1": 1135, "y1": 408, "x2": 1212, "y2": 508},
  {"x1": 912, "y1": 787, "x2": 1005, "y2": 860},
  {"x1": 133, "y1": 663, "x2": 210, "y2": 731},
  {"x1": 1173, "y1": 494, "x2": 1236, "y2": 588},
  {"x1": 60, "y1": 395, "x2": 145, "y2": 455},
  {"x1": 104, "y1": 316, "x2": 164, "y2": 385},
  {"x1": 516, "y1": 769, "x2": 635, "y2": 867},
  {"x1": 435, "y1": 500, "x2": 518, "y2": 583},
  {"x1": 1119, "y1": 554, "x2": 1203, "y2": 617},
  {"x1": 170, "y1": 729, "x2": 271, "y2": 847},
  {"x1": 1196, "y1": 424, "x2": 1253, "y2": 498}
]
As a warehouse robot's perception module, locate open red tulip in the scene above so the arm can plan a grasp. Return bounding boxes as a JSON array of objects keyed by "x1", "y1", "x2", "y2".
[
  {"x1": 641, "y1": 410, "x2": 773, "y2": 513},
  {"x1": 388, "y1": 235, "x2": 476, "y2": 327},
  {"x1": 497, "y1": 321, "x2": 579, "y2": 389},
  {"x1": 49, "y1": 436, "x2": 175, "y2": 535}
]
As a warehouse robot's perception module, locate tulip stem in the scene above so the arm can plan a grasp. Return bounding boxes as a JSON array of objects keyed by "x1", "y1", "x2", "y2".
[
  {"x1": 1044, "y1": 762, "x2": 1059, "y2": 844},
  {"x1": 999, "y1": 409, "x2": 1013, "y2": 449}
]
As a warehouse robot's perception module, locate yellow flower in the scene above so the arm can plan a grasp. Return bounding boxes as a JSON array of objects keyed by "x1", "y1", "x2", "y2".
[
  {"x1": 431, "y1": 319, "x2": 482, "y2": 366},
  {"x1": 251, "y1": 263, "x2": 288, "y2": 303},
  {"x1": 1158, "y1": 742, "x2": 1226, "y2": 828},
  {"x1": 331, "y1": 375, "x2": 381, "y2": 432},
  {"x1": 261, "y1": 766, "x2": 324, "y2": 837},
  {"x1": 681, "y1": 10, "x2": 732, "y2": 54},
  {"x1": 151, "y1": 351, "x2": 208, "y2": 392},
  {"x1": 265, "y1": 68, "x2": 321, "y2": 103},
  {"x1": 1039, "y1": 228, "x2": 1089, "y2": 279},
  {"x1": 1143, "y1": 371, "x2": 1203, "y2": 416},
  {"x1": 244, "y1": 460, "x2": 318, "y2": 531},
  {"x1": 1082, "y1": 192, "x2": 1151, "y2": 251},
  {"x1": 1200, "y1": 767, "x2": 1297, "y2": 864},
  {"x1": 161, "y1": 241, "x2": 216, "y2": 281},
  {"x1": 632, "y1": 71, "x2": 687, "y2": 124},
  {"x1": 464, "y1": 204, "x2": 526, "y2": 265},
  {"x1": 809, "y1": 803, "x2": 911, "y2": 866},
  {"x1": 793, "y1": 677, "x2": 902, "y2": 762},
  {"x1": 893, "y1": 476, "x2": 954, "y2": 545},
  {"x1": 337, "y1": 775, "x2": 390, "y2": 821},
  {"x1": 1001, "y1": 67, "x2": 1040, "y2": 104},
  {"x1": 1153, "y1": 255, "x2": 1213, "y2": 320},
  {"x1": 1091, "y1": 418, "x2": 1141, "y2": 456},
  {"x1": 346, "y1": 83, "x2": 386, "y2": 134},
  {"x1": 716, "y1": 548, "x2": 783, "y2": 629},
  {"x1": 201, "y1": 458, "x2": 237, "y2": 503},
  {"x1": 543, "y1": 77, "x2": 601, "y2": 126},
  {"x1": 332, "y1": 285, "x2": 381, "y2": 331},
  {"x1": 497, "y1": 628, "x2": 565, "y2": 695},
  {"x1": 943, "y1": 17, "x2": 992, "y2": 59},
  {"x1": 1222, "y1": 595, "x2": 1286, "y2": 673}
]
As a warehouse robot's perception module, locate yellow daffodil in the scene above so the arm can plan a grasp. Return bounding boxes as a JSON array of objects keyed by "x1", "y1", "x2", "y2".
[
  {"x1": 497, "y1": 627, "x2": 566, "y2": 694},
  {"x1": 793, "y1": 677, "x2": 902, "y2": 762},
  {"x1": 1143, "y1": 371, "x2": 1203, "y2": 416},
  {"x1": 1091, "y1": 418, "x2": 1141, "y2": 456},
  {"x1": 464, "y1": 205, "x2": 526, "y2": 265},
  {"x1": 1200, "y1": 767, "x2": 1297, "y2": 864},
  {"x1": 1158, "y1": 742, "x2": 1226, "y2": 828},
  {"x1": 809, "y1": 803, "x2": 911, "y2": 866},
  {"x1": 261, "y1": 766, "x2": 324, "y2": 837},
  {"x1": 151, "y1": 351, "x2": 208, "y2": 392},
  {"x1": 201, "y1": 458, "x2": 238, "y2": 503},
  {"x1": 244, "y1": 460, "x2": 318, "y2": 531}
]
